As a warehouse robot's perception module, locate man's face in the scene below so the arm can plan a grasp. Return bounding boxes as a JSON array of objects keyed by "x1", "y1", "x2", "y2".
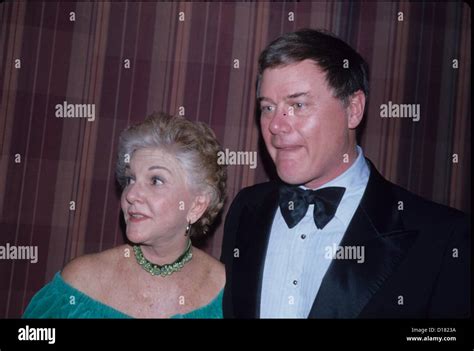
[{"x1": 259, "y1": 59, "x2": 353, "y2": 188}]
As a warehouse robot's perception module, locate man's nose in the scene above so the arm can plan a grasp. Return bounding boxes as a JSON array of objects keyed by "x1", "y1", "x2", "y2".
[{"x1": 268, "y1": 106, "x2": 291, "y2": 135}]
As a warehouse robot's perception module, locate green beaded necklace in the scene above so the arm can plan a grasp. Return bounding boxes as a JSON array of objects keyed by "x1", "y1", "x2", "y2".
[{"x1": 133, "y1": 240, "x2": 193, "y2": 277}]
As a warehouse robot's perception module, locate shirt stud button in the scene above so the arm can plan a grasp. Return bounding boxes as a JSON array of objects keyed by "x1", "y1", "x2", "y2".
[
  {"x1": 301, "y1": 234, "x2": 306, "y2": 239},
  {"x1": 293, "y1": 280, "x2": 298, "y2": 285}
]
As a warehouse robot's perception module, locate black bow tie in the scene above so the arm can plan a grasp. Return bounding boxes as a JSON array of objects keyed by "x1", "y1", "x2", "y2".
[{"x1": 278, "y1": 184, "x2": 346, "y2": 229}]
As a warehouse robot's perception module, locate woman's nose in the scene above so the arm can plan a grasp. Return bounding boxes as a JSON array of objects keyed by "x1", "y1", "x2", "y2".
[{"x1": 125, "y1": 182, "x2": 144, "y2": 204}]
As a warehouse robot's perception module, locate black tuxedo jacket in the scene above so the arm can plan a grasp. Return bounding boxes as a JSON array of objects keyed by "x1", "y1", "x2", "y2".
[{"x1": 220, "y1": 159, "x2": 470, "y2": 318}]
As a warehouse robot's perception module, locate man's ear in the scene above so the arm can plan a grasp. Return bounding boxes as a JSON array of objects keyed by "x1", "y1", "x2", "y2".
[
  {"x1": 187, "y1": 193, "x2": 211, "y2": 224},
  {"x1": 346, "y1": 90, "x2": 366, "y2": 129}
]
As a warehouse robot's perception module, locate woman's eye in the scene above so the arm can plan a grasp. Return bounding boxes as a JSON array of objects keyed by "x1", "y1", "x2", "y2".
[
  {"x1": 124, "y1": 176, "x2": 134, "y2": 185},
  {"x1": 152, "y1": 177, "x2": 163, "y2": 186}
]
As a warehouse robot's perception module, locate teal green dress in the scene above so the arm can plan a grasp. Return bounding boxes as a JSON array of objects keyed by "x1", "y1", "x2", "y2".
[{"x1": 23, "y1": 272, "x2": 223, "y2": 319}]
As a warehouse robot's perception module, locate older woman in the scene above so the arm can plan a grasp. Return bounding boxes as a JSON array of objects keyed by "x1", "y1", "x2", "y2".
[{"x1": 23, "y1": 112, "x2": 227, "y2": 318}]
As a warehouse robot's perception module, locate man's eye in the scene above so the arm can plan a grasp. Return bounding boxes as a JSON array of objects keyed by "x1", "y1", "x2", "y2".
[
  {"x1": 260, "y1": 105, "x2": 274, "y2": 113},
  {"x1": 124, "y1": 176, "x2": 134, "y2": 185},
  {"x1": 152, "y1": 177, "x2": 163, "y2": 186},
  {"x1": 293, "y1": 102, "x2": 304, "y2": 109}
]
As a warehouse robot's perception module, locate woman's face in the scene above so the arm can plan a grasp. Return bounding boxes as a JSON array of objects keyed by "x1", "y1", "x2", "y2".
[{"x1": 121, "y1": 148, "x2": 197, "y2": 246}]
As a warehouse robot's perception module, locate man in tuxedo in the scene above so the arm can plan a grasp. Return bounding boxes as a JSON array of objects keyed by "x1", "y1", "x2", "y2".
[{"x1": 220, "y1": 29, "x2": 469, "y2": 318}]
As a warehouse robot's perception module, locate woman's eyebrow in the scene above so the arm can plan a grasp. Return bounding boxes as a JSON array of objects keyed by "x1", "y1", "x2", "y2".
[{"x1": 148, "y1": 165, "x2": 171, "y2": 174}]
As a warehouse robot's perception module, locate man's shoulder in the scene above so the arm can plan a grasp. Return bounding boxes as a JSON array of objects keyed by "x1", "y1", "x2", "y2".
[
  {"x1": 224, "y1": 181, "x2": 278, "y2": 223},
  {"x1": 383, "y1": 177, "x2": 467, "y2": 224},
  {"x1": 232, "y1": 181, "x2": 278, "y2": 205},
  {"x1": 366, "y1": 158, "x2": 467, "y2": 223}
]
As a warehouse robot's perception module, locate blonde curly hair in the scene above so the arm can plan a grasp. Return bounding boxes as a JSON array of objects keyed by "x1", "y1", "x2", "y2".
[{"x1": 116, "y1": 112, "x2": 227, "y2": 237}]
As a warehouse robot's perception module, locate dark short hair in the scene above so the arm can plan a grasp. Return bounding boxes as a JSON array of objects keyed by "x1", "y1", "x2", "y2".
[{"x1": 257, "y1": 28, "x2": 370, "y2": 105}]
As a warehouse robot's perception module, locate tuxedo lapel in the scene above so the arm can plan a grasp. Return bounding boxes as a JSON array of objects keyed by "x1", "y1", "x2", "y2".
[
  {"x1": 308, "y1": 160, "x2": 419, "y2": 318},
  {"x1": 231, "y1": 183, "x2": 279, "y2": 318}
]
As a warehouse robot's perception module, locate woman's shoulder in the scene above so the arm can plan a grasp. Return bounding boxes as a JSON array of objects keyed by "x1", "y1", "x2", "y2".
[
  {"x1": 61, "y1": 245, "x2": 129, "y2": 294},
  {"x1": 191, "y1": 247, "x2": 225, "y2": 291}
]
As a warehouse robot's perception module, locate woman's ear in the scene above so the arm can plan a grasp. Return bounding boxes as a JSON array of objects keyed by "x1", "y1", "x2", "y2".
[
  {"x1": 346, "y1": 90, "x2": 366, "y2": 129},
  {"x1": 187, "y1": 193, "x2": 211, "y2": 224}
]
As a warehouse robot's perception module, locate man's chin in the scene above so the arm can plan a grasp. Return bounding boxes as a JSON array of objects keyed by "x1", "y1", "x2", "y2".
[{"x1": 276, "y1": 169, "x2": 306, "y2": 185}]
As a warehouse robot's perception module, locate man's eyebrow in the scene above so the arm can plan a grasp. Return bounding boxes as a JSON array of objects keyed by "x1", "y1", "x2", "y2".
[
  {"x1": 257, "y1": 96, "x2": 274, "y2": 103},
  {"x1": 257, "y1": 92, "x2": 310, "y2": 103},
  {"x1": 286, "y1": 91, "x2": 310, "y2": 99}
]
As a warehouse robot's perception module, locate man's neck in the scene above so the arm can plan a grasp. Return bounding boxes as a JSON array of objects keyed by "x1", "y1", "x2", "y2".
[{"x1": 304, "y1": 146, "x2": 359, "y2": 189}]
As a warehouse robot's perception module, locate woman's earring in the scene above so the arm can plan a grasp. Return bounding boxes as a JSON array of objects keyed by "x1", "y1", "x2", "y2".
[{"x1": 185, "y1": 221, "x2": 191, "y2": 236}]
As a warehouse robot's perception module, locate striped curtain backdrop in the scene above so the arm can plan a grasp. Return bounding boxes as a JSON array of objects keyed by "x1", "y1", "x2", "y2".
[{"x1": 0, "y1": 1, "x2": 470, "y2": 318}]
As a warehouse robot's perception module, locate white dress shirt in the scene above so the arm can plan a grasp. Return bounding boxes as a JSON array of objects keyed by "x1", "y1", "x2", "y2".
[{"x1": 260, "y1": 145, "x2": 370, "y2": 318}]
